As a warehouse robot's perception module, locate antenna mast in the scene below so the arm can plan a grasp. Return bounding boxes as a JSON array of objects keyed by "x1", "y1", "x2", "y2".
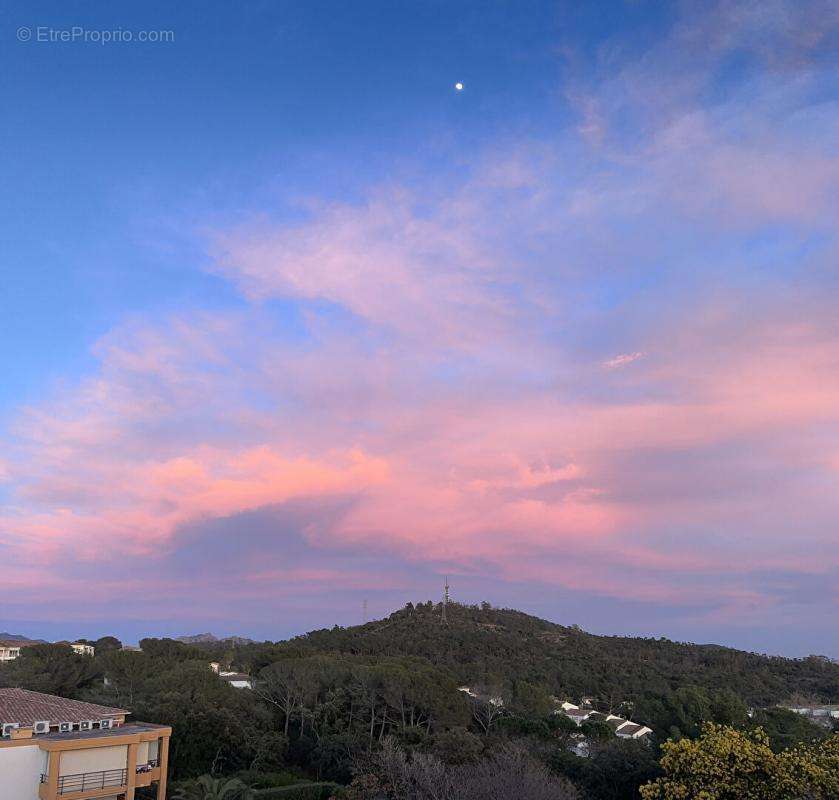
[
  {"x1": 363, "y1": 598, "x2": 368, "y2": 624},
  {"x1": 442, "y1": 576, "x2": 450, "y2": 624}
]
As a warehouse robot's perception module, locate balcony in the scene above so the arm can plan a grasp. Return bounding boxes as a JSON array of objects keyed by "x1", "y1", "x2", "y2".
[
  {"x1": 40, "y1": 768, "x2": 127, "y2": 795},
  {"x1": 40, "y1": 761, "x2": 161, "y2": 797},
  {"x1": 135, "y1": 760, "x2": 161, "y2": 787}
]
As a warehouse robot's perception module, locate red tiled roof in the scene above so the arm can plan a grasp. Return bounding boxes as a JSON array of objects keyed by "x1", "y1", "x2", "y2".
[{"x1": 0, "y1": 688, "x2": 127, "y2": 726}]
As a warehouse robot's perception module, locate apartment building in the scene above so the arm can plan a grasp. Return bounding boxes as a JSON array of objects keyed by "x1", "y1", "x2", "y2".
[{"x1": 0, "y1": 688, "x2": 171, "y2": 800}]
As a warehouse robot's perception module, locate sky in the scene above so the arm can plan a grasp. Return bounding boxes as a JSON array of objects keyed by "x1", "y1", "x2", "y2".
[{"x1": 1, "y1": 0, "x2": 838, "y2": 655}]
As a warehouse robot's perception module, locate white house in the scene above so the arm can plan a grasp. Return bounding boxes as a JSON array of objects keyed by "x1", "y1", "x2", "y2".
[
  {"x1": 557, "y1": 700, "x2": 653, "y2": 743},
  {"x1": 209, "y1": 662, "x2": 253, "y2": 690},
  {"x1": 613, "y1": 720, "x2": 654, "y2": 739},
  {"x1": 0, "y1": 641, "x2": 23, "y2": 662}
]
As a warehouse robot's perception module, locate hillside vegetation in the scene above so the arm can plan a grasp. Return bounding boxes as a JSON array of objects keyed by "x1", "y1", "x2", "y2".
[
  {"x1": 3, "y1": 603, "x2": 837, "y2": 799},
  {"x1": 226, "y1": 601, "x2": 838, "y2": 709}
]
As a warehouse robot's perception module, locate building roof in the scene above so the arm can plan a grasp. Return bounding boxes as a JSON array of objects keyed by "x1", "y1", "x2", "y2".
[
  {"x1": 0, "y1": 688, "x2": 127, "y2": 726},
  {"x1": 586, "y1": 711, "x2": 609, "y2": 722},
  {"x1": 616, "y1": 722, "x2": 644, "y2": 736},
  {"x1": 38, "y1": 722, "x2": 168, "y2": 743},
  {"x1": 565, "y1": 711, "x2": 591, "y2": 721}
]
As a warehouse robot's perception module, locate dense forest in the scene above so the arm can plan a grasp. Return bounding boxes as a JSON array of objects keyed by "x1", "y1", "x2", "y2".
[
  {"x1": 209, "y1": 601, "x2": 839, "y2": 709},
  {"x1": 1, "y1": 602, "x2": 837, "y2": 799}
]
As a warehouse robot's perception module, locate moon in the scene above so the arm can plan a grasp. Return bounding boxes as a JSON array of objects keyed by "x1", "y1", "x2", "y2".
[{"x1": 455, "y1": 82, "x2": 464, "y2": 91}]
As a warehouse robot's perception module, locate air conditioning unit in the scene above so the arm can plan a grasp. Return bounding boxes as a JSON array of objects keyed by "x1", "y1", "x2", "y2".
[
  {"x1": 59, "y1": 722, "x2": 74, "y2": 733},
  {"x1": 99, "y1": 719, "x2": 113, "y2": 729},
  {"x1": 79, "y1": 720, "x2": 93, "y2": 731},
  {"x1": 33, "y1": 721, "x2": 50, "y2": 735},
  {"x1": 2, "y1": 722, "x2": 20, "y2": 737}
]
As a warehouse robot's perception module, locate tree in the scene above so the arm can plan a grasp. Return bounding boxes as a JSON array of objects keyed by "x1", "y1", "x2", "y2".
[
  {"x1": 258, "y1": 659, "x2": 314, "y2": 737},
  {"x1": 510, "y1": 681, "x2": 554, "y2": 718},
  {"x1": 139, "y1": 638, "x2": 195, "y2": 662},
  {"x1": 579, "y1": 739, "x2": 662, "y2": 800},
  {"x1": 172, "y1": 775, "x2": 253, "y2": 799},
  {"x1": 133, "y1": 661, "x2": 273, "y2": 779},
  {"x1": 640, "y1": 723, "x2": 839, "y2": 800},
  {"x1": 94, "y1": 636, "x2": 123, "y2": 653},
  {"x1": 580, "y1": 720, "x2": 615, "y2": 742},
  {"x1": 431, "y1": 727, "x2": 483, "y2": 765},
  {"x1": 750, "y1": 707, "x2": 828, "y2": 751},
  {"x1": 246, "y1": 730, "x2": 288, "y2": 773},
  {"x1": 464, "y1": 681, "x2": 507, "y2": 735},
  {"x1": 98, "y1": 649, "x2": 151, "y2": 707},
  {"x1": 459, "y1": 746, "x2": 578, "y2": 800},
  {"x1": 351, "y1": 738, "x2": 578, "y2": 800},
  {"x1": 0, "y1": 644, "x2": 100, "y2": 696},
  {"x1": 547, "y1": 712, "x2": 581, "y2": 741},
  {"x1": 708, "y1": 689, "x2": 749, "y2": 728}
]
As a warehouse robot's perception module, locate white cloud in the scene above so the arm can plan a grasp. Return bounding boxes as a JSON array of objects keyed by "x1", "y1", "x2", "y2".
[{"x1": 603, "y1": 352, "x2": 645, "y2": 369}]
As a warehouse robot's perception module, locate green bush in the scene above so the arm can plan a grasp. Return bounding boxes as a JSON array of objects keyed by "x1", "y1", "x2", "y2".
[
  {"x1": 233, "y1": 771, "x2": 303, "y2": 789},
  {"x1": 253, "y1": 783, "x2": 340, "y2": 800}
]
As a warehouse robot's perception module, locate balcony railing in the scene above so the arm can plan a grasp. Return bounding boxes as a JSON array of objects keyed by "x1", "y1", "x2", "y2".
[{"x1": 40, "y1": 768, "x2": 127, "y2": 794}]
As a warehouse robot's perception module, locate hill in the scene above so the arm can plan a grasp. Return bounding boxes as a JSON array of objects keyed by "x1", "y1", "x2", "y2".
[
  {"x1": 255, "y1": 601, "x2": 839, "y2": 709},
  {"x1": 176, "y1": 633, "x2": 256, "y2": 646},
  {"x1": 0, "y1": 633, "x2": 44, "y2": 643}
]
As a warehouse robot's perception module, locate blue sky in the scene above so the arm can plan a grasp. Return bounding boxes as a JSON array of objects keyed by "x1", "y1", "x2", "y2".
[
  {"x1": 1, "y1": 0, "x2": 838, "y2": 655},
  {"x1": 2, "y1": 0, "x2": 584, "y2": 404}
]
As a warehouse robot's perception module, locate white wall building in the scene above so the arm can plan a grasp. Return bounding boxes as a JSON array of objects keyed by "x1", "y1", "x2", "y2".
[
  {"x1": 0, "y1": 688, "x2": 171, "y2": 800},
  {"x1": 0, "y1": 641, "x2": 23, "y2": 662},
  {"x1": 209, "y1": 662, "x2": 253, "y2": 689}
]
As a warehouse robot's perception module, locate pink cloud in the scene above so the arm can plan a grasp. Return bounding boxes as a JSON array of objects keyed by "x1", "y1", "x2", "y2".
[
  {"x1": 3, "y1": 283, "x2": 838, "y2": 629},
  {"x1": 210, "y1": 190, "x2": 516, "y2": 349},
  {"x1": 2, "y1": 1, "x2": 839, "y2": 642}
]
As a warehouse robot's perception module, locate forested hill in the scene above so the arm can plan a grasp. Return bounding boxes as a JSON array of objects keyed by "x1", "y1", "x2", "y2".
[{"x1": 239, "y1": 601, "x2": 839, "y2": 708}]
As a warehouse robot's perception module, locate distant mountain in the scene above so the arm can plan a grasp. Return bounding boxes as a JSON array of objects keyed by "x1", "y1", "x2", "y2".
[
  {"x1": 176, "y1": 633, "x2": 256, "y2": 646},
  {"x1": 281, "y1": 602, "x2": 839, "y2": 709},
  {"x1": 0, "y1": 633, "x2": 45, "y2": 643},
  {"x1": 176, "y1": 633, "x2": 219, "y2": 644}
]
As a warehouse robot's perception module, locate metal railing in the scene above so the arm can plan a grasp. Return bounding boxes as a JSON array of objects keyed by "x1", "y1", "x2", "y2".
[{"x1": 40, "y1": 768, "x2": 128, "y2": 794}]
